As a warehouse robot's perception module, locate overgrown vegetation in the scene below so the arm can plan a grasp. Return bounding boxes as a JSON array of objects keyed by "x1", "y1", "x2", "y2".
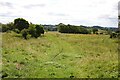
[
  {"x1": 1, "y1": 32, "x2": 118, "y2": 78},
  {"x1": 0, "y1": 17, "x2": 119, "y2": 78},
  {"x1": 0, "y1": 18, "x2": 44, "y2": 39}
]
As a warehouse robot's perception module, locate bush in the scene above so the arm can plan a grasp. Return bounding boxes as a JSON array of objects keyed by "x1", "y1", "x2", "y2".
[
  {"x1": 100, "y1": 32, "x2": 103, "y2": 35},
  {"x1": 35, "y1": 25, "x2": 44, "y2": 34},
  {"x1": 14, "y1": 29, "x2": 20, "y2": 34},
  {"x1": 28, "y1": 24, "x2": 36, "y2": 37},
  {"x1": 93, "y1": 28, "x2": 98, "y2": 34},
  {"x1": 21, "y1": 29, "x2": 28, "y2": 39},
  {"x1": 0, "y1": 22, "x2": 14, "y2": 32},
  {"x1": 6, "y1": 22, "x2": 14, "y2": 31},
  {"x1": 110, "y1": 32, "x2": 117, "y2": 38},
  {"x1": 2, "y1": 24, "x2": 9, "y2": 32},
  {"x1": 117, "y1": 33, "x2": 120, "y2": 39},
  {"x1": 28, "y1": 24, "x2": 44, "y2": 38},
  {"x1": 35, "y1": 25, "x2": 42, "y2": 37}
]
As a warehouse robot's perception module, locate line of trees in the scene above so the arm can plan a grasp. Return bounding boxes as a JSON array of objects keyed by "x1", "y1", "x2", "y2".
[
  {"x1": 57, "y1": 23, "x2": 91, "y2": 34},
  {"x1": 0, "y1": 18, "x2": 119, "y2": 39}
]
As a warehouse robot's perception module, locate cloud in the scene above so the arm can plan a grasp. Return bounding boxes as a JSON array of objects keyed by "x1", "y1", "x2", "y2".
[
  {"x1": 0, "y1": 12, "x2": 23, "y2": 18},
  {"x1": 0, "y1": 0, "x2": 118, "y2": 27},
  {"x1": 0, "y1": 12, "x2": 11, "y2": 17},
  {"x1": 0, "y1": 2, "x2": 14, "y2": 8},
  {"x1": 0, "y1": 14, "x2": 19, "y2": 18},
  {"x1": 23, "y1": 4, "x2": 46, "y2": 9},
  {"x1": 98, "y1": 14, "x2": 117, "y2": 20},
  {"x1": 48, "y1": 12, "x2": 67, "y2": 16}
]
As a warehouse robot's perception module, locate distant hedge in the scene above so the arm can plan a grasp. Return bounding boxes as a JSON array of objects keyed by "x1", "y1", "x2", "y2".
[{"x1": 57, "y1": 23, "x2": 90, "y2": 34}]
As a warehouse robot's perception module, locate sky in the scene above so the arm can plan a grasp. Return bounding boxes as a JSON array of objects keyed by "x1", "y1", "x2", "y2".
[{"x1": 0, "y1": 0, "x2": 119, "y2": 27}]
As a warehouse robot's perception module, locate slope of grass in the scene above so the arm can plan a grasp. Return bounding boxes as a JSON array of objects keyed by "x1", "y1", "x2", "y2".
[{"x1": 1, "y1": 31, "x2": 118, "y2": 78}]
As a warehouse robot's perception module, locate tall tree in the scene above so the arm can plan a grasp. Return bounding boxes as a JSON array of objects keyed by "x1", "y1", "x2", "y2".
[{"x1": 14, "y1": 18, "x2": 29, "y2": 31}]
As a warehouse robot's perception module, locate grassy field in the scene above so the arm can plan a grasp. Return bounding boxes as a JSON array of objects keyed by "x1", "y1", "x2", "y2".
[{"x1": 1, "y1": 31, "x2": 118, "y2": 78}]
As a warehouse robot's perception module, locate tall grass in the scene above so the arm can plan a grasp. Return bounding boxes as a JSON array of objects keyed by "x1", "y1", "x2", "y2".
[{"x1": 1, "y1": 31, "x2": 118, "y2": 78}]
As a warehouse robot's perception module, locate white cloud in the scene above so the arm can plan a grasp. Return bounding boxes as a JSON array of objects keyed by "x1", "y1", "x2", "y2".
[{"x1": 0, "y1": 0, "x2": 119, "y2": 27}]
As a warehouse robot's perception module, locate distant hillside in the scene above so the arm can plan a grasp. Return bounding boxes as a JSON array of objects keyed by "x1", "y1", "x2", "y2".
[
  {"x1": 43, "y1": 25, "x2": 57, "y2": 31},
  {"x1": 42, "y1": 24, "x2": 118, "y2": 32}
]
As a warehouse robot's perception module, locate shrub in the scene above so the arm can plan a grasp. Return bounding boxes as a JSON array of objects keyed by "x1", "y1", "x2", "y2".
[
  {"x1": 21, "y1": 29, "x2": 28, "y2": 39},
  {"x1": 35, "y1": 25, "x2": 41, "y2": 37},
  {"x1": 117, "y1": 33, "x2": 120, "y2": 39},
  {"x1": 35, "y1": 25, "x2": 44, "y2": 34},
  {"x1": 100, "y1": 32, "x2": 103, "y2": 35},
  {"x1": 6, "y1": 22, "x2": 14, "y2": 31},
  {"x1": 110, "y1": 32, "x2": 117, "y2": 38},
  {"x1": 28, "y1": 24, "x2": 36, "y2": 37},
  {"x1": 14, "y1": 29, "x2": 20, "y2": 34},
  {"x1": 2, "y1": 24, "x2": 9, "y2": 32},
  {"x1": 28, "y1": 24, "x2": 44, "y2": 38},
  {"x1": 93, "y1": 28, "x2": 98, "y2": 34}
]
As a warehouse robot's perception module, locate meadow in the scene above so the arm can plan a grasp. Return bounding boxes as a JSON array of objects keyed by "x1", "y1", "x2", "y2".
[{"x1": 1, "y1": 31, "x2": 118, "y2": 78}]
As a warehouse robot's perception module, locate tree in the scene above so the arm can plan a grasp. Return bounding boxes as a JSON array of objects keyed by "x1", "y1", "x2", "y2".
[
  {"x1": 79, "y1": 27, "x2": 90, "y2": 34},
  {"x1": 57, "y1": 23, "x2": 66, "y2": 33},
  {"x1": 14, "y1": 18, "x2": 29, "y2": 31},
  {"x1": 57, "y1": 23, "x2": 90, "y2": 34},
  {"x1": 93, "y1": 28, "x2": 98, "y2": 34}
]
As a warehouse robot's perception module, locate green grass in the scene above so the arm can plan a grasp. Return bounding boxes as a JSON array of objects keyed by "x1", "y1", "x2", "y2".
[{"x1": 1, "y1": 31, "x2": 118, "y2": 78}]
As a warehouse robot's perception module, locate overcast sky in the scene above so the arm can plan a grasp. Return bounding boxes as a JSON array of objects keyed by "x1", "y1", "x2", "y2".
[{"x1": 0, "y1": 0, "x2": 119, "y2": 27}]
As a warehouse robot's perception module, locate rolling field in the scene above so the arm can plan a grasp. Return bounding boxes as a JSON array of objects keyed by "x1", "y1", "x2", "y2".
[{"x1": 1, "y1": 31, "x2": 118, "y2": 78}]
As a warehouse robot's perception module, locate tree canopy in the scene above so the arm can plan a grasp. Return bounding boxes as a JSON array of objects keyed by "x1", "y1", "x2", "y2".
[
  {"x1": 14, "y1": 18, "x2": 29, "y2": 31},
  {"x1": 57, "y1": 23, "x2": 90, "y2": 34}
]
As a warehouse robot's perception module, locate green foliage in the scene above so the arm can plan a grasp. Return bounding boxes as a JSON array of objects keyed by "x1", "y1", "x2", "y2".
[
  {"x1": 2, "y1": 24, "x2": 9, "y2": 32},
  {"x1": 36, "y1": 25, "x2": 44, "y2": 34},
  {"x1": 57, "y1": 23, "x2": 90, "y2": 34},
  {"x1": 35, "y1": 25, "x2": 42, "y2": 37},
  {"x1": 109, "y1": 24, "x2": 120, "y2": 38},
  {"x1": 6, "y1": 22, "x2": 14, "y2": 30},
  {"x1": 110, "y1": 32, "x2": 116, "y2": 38},
  {"x1": 13, "y1": 29, "x2": 20, "y2": 34},
  {"x1": 79, "y1": 26, "x2": 91, "y2": 34},
  {"x1": 28, "y1": 24, "x2": 44, "y2": 38},
  {"x1": 0, "y1": 22, "x2": 14, "y2": 32},
  {"x1": 14, "y1": 18, "x2": 29, "y2": 31},
  {"x1": 28, "y1": 24, "x2": 36, "y2": 37},
  {"x1": 117, "y1": 33, "x2": 120, "y2": 39},
  {"x1": 93, "y1": 28, "x2": 98, "y2": 34},
  {"x1": 21, "y1": 29, "x2": 28, "y2": 39}
]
